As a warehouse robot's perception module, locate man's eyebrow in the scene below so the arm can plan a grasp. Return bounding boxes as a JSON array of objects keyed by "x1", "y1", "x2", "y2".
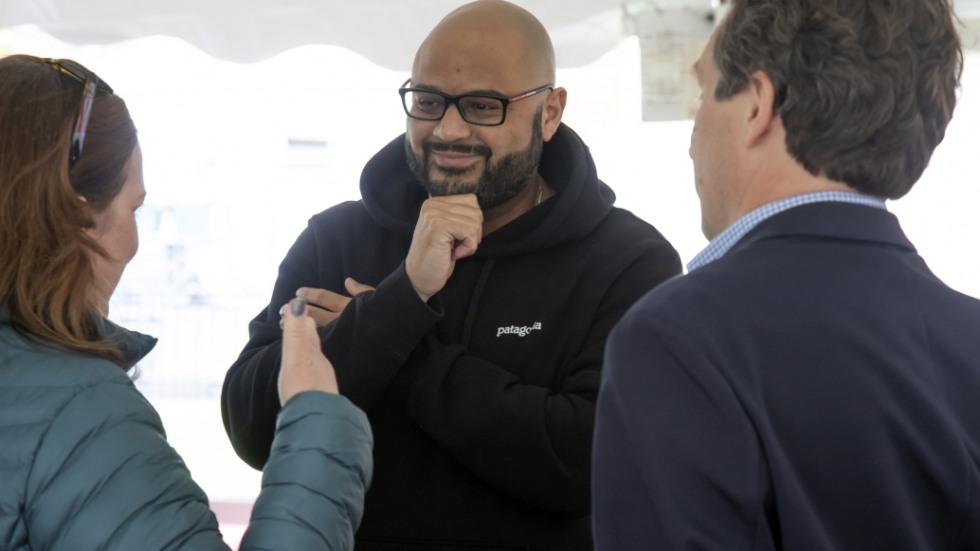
[{"x1": 411, "y1": 83, "x2": 505, "y2": 97}]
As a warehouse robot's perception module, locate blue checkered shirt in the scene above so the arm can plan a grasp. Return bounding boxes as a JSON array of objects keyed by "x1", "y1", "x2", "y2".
[{"x1": 687, "y1": 191, "x2": 887, "y2": 273}]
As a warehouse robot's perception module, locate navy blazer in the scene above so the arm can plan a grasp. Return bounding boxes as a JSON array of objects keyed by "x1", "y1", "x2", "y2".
[{"x1": 593, "y1": 202, "x2": 980, "y2": 550}]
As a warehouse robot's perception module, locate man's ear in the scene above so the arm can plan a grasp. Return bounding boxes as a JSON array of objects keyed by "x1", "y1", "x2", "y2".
[
  {"x1": 744, "y1": 70, "x2": 777, "y2": 148},
  {"x1": 541, "y1": 87, "x2": 567, "y2": 142}
]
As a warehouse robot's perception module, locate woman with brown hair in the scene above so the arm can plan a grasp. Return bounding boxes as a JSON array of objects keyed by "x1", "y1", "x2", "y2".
[{"x1": 0, "y1": 54, "x2": 371, "y2": 550}]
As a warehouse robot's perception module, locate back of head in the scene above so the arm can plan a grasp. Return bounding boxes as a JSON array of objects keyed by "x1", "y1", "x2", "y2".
[
  {"x1": 0, "y1": 54, "x2": 137, "y2": 365},
  {"x1": 713, "y1": 0, "x2": 962, "y2": 199}
]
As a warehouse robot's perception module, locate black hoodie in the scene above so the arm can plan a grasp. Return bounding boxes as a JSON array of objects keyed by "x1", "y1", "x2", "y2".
[{"x1": 222, "y1": 124, "x2": 681, "y2": 550}]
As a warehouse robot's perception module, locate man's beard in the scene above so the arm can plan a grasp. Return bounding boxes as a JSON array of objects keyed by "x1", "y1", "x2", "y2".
[{"x1": 405, "y1": 107, "x2": 544, "y2": 209}]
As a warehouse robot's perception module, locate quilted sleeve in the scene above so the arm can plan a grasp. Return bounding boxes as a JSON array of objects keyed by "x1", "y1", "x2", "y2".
[
  {"x1": 241, "y1": 391, "x2": 373, "y2": 550},
  {"x1": 25, "y1": 377, "x2": 371, "y2": 550}
]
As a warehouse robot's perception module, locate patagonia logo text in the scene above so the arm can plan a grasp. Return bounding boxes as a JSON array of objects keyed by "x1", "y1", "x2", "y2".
[{"x1": 496, "y1": 322, "x2": 543, "y2": 338}]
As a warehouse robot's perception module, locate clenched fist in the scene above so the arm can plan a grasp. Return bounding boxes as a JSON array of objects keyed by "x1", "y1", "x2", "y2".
[{"x1": 405, "y1": 194, "x2": 483, "y2": 302}]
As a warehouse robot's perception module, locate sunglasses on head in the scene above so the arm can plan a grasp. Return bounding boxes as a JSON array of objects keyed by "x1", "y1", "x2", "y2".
[{"x1": 40, "y1": 58, "x2": 114, "y2": 169}]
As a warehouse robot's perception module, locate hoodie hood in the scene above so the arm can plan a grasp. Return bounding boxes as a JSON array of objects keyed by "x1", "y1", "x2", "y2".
[{"x1": 359, "y1": 123, "x2": 616, "y2": 258}]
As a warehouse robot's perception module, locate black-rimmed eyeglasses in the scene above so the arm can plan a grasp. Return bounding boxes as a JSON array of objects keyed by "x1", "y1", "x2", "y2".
[
  {"x1": 41, "y1": 58, "x2": 114, "y2": 169},
  {"x1": 399, "y1": 79, "x2": 553, "y2": 126}
]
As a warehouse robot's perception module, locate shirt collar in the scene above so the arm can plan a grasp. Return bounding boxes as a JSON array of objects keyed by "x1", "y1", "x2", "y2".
[{"x1": 687, "y1": 191, "x2": 887, "y2": 273}]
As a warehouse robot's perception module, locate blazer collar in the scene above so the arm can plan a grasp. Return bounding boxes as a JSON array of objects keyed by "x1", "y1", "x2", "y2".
[{"x1": 730, "y1": 201, "x2": 916, "y2": 256}]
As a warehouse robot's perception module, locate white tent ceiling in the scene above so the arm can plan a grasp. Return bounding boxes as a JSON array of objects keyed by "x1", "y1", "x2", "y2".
[
  {"x1": 0, "y1": 0, "x2": 706, "y2": 69},
  {"x1": 6, "y1": 0, "x2": 979, "y2": 71}
]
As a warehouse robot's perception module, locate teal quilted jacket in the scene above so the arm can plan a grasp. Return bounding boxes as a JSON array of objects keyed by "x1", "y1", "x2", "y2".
[{"x1": 0, "y1": 314, "x2": 372, "y2": 550}]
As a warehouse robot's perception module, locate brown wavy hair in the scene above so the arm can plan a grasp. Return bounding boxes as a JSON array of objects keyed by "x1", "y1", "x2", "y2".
[
  {"x1": 714, "y1": 0, "x2": 963, "y2": 198},
  {"x1": 0, "y1": 54, "x2": 137, "y2": 366}
]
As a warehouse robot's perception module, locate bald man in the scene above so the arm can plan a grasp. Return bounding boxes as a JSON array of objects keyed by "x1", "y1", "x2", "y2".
[{"x1": 222, "y1": 1, "x2": 680, "y2": 548}]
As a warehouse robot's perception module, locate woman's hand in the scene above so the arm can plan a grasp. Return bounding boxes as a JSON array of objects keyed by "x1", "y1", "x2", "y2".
[{"x1": 278, "y1": 298, "x2": 339, "y2": 406}]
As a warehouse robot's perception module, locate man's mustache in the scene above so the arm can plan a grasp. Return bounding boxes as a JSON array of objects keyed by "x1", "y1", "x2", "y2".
[{"x1": 424, "y1": 142, "x2": 492, "y2": 158}]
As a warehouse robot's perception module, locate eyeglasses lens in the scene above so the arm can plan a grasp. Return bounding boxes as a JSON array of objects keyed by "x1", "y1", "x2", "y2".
[{"x1": 403, "y1": 90, "x2": 506, "y2": 125}]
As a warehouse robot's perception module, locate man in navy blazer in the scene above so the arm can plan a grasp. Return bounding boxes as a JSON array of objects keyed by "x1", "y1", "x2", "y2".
[{"x1": 592, "y1": 0, "x2": 980, "y2": 549}]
